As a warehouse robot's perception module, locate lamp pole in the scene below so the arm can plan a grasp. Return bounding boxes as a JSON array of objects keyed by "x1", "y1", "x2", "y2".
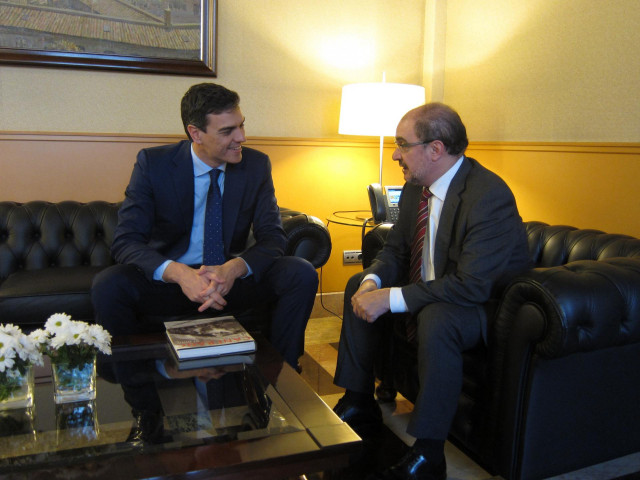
[
  {"x1": 379, "y1": 135, "x2": 384, "y2": 185},
  {"x1": 379, "y1": 73, "x2": 386, "y2": 185}
]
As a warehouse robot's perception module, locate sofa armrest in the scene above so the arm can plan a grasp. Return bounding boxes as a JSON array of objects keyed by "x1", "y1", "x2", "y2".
[
  {"x1": 488, "y1": 257, "x2": 640, "y2": 478},
  {"x1": 494, "y1": 257, "x2": 640, "y2": 358},
  {"x1": 280, "y1": 210, "x2": 332, "y2": 269},
  {"x1": 362, "y1": 223, "x2": 393, "y2": 268}
]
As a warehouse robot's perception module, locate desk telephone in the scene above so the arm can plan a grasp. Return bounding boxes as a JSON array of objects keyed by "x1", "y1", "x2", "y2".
[{"x1": 367, "y1": 184, "x2": 403, "y2": 223}]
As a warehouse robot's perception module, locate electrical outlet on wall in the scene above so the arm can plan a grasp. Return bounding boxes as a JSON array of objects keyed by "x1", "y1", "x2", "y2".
[{"x1": 343, "y1": 250, "x2": 362, "y2": 264}]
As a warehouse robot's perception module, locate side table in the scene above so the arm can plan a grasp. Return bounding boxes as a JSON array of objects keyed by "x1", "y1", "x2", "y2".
[{"x1": 326, "y1": 210, "x2": 379, "y2": 244}]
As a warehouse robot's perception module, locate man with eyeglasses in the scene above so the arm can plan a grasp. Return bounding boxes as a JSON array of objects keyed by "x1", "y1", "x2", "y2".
[{"x1": 332, "y1": 103, "x2": 531, "y2": 480}]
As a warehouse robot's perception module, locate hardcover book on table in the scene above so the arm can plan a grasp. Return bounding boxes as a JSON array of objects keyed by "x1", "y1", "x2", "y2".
[
  {"x1": 167, "y1": 351, "x2": 256, "y2": 371},
  {"x1": 164, "y1": 316, "x2": 256, "y2": 360}
]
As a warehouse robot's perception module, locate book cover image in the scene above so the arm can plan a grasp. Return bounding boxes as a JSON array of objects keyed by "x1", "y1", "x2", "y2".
[{"x1": 165, "y1": 316, "x2": 256, "y2": 360}]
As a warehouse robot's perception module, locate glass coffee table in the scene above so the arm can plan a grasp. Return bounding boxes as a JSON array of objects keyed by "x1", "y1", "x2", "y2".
[{"x1": 0, "y1": 333, "x2": 361, "y2": 479}]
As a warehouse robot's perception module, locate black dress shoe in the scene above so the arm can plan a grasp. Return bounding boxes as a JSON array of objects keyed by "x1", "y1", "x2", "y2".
[
  {"x1": 333, "y1": 395, "x2": 383, "y2": 436},
  {"x1": 367, "y1": 448, "x2": 446, "y2": 480},
  {"x1": 126, "y1": 409, "x2": 165, "y2": 445}
]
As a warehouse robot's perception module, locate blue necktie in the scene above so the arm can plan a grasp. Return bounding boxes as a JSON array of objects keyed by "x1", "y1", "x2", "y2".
[{"x1": 203, "y1": 169, "x2": 224, "y2": 266}]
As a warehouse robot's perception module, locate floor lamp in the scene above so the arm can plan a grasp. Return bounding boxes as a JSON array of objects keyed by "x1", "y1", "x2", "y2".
[{"x1": 338, "y1": 79, "x2": 425, "y2": 185}]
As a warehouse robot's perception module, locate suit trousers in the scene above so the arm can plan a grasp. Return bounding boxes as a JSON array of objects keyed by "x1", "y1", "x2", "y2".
[
  {"x1": 334, "y1": 271, "x2": 484, "y2": 440},
  {"x1": 91, "y1": 256, "x2": 318, "y2": 369}
]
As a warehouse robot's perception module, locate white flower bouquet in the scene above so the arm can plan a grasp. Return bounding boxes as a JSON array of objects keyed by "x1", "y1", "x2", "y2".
[
  {"x1": 31, "y1": 313, "x2": 112, "y2": 369},
  {"x1": 0, "y1": 324, "x2": 44, "y2": 402}
]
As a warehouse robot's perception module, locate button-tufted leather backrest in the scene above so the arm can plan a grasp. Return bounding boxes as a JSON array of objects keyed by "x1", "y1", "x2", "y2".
[
  {"x1": 0, "y1": 201, "x2": 120, "y2": 282},
  {"x1": 524, "y1": 221, "x2": 640, "y2": 267},
  {"x1": 0, "y1": 201, "x2": 333, "y2": 286},
  {"x1": 362, "y1": 221, "x2": 640, "y2": 270}
]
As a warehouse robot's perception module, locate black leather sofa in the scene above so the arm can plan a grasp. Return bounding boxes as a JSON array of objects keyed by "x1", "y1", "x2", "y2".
[
  {"x1": 362, "y1": 221, "x2": 640, "y2": 480},
  {"x1": 0, "y1": 201, "x2": 331, "y2": 332}
]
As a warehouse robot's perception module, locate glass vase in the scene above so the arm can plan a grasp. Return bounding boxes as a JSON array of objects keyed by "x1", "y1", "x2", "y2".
[
  {"x1": 56, "y1": 400, "x2": 99, "y2": 447},
  {"x1": 0, "y1": 365, "x2": 34, "y2": 410},
  {"x1": 0, "y1": 407, "x2": 36, "y2": 454},
  {"x1": 51, "y1": 356, "x2": 97, "y2": 404}
]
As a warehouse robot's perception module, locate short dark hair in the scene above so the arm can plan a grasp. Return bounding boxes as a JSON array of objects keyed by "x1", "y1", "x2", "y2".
[
  {"x1": 181, "y1": 83, "x2": 240, "y2": 140},
  {"x1": 411, "y1": 103, "x2": 468, "y2": 156}
]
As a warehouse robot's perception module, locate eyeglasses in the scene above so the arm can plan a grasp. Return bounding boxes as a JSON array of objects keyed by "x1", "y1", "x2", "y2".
[{"x1": 394, "y1": 139, "x2": 436, "y2": 153}]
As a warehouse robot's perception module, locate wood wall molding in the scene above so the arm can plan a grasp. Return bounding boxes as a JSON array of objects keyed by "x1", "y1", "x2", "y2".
[
  {"x1": 0, "y1": 131, "x2": 381, "y2": 148},
  {"x1": 0, "y1": 131, "x2": 183, "y2": 144},
  {"x1": 469, "y1": 141, "x2": 640, "y2": 155},
  {"x1": 2, "y1": 131, "x2": 638, "y2": 154}
]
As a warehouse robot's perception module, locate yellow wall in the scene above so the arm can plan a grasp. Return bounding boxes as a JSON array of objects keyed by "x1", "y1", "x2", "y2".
[
  {"x1": 250, "y1": 138, "x2": 407, "y2": 293},
  {"x1": 467, "y1": 143, "x2": 640, "y2": 235}
]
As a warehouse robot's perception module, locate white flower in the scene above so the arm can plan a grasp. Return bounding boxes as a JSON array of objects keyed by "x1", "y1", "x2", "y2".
[
  {"x1": 41, "y1": 313, "x2": 112, "y2": 362},
  {"x1": 0, "y1": 330, "x2": 19, "y2": 352},
  {"x1": 49, "y1": 330, "x2": 74, "y2": 350},
  {"x1": 17, "y1": 333, "x2": 43, "y2": 366},
  {"x1": 0, "y1": 347, "x2": 17, "y2": 373},
  {"x1": 87, "y1": 324, "x2": 112, "y2": 355},
  {"x1": 0, "y1": 325, "x2": 43, "y2": 373},
  {"x1": 44, "y1": 313, "x2": 73, "y2": 334},
  {"x1": 67, "y1": 321, "x2": 89, "y2": 346},
  {"x1": 28, "y1": 329, "x2": 48, "y2": 346},
  {"x1": 0, "y1": 324, "x2": 22, "y2": 337}
]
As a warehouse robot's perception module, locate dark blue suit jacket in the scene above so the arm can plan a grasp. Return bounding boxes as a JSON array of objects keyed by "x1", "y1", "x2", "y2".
[{"x1": 111, "y1": 140, "x2": 286, "y2": 283}]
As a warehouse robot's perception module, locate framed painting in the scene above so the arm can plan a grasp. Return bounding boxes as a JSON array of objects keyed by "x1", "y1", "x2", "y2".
[{"x1": 0, "y1": 0, "x2": 217, "y2": 76}]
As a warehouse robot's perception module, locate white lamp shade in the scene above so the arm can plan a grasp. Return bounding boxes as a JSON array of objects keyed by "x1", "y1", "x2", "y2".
[{"x1": 339, "y1": 82, "x2": 426, "y2": 137}]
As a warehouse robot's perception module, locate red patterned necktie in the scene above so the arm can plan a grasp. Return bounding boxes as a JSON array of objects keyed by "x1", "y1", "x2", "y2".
[
  {"x1": 407, "y1": 187, "x2": 432, "y2": 343},
  {"x1": 409, "y1": 188, "x2": 433, "y2": 283}
]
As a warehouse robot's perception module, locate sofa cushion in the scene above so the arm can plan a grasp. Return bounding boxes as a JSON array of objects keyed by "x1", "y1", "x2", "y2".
[{"x1": 0, "y1": 266, "x2": 107, "y2": 329}]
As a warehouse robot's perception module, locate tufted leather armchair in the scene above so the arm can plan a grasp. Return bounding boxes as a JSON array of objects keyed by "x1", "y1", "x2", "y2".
[
  {"x1": 0, "y1": 201, "x2": 331, "y2": 331},
  {"x1": 362, "y1": 221, "x2": 640, "y2": 480}
]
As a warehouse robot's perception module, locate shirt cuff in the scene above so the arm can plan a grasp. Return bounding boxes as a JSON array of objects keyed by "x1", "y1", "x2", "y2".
[
  {"x1": 239, "y1": 257, "x2": 253, "y2": 278},
  {"x1": 362, "y1": 273, "x2": 381, "y2": 288},
  {"x1": 155, "y1": 359, "x2": 171, "y2": 379},
  {"x1": 389, "y1": 287, "x2": 409, "y2": 313},
  {"x1": 153, "y1": 260, "x2": 173, "y2": 282}
]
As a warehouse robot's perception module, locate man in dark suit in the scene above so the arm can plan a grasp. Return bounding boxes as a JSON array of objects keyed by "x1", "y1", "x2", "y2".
[
  {"x1": 333, "y1": 103, "x2": 531, "y2": 480},
  {"x1": 92, "y1": 82, "x2": 318, "y2": 372}
]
